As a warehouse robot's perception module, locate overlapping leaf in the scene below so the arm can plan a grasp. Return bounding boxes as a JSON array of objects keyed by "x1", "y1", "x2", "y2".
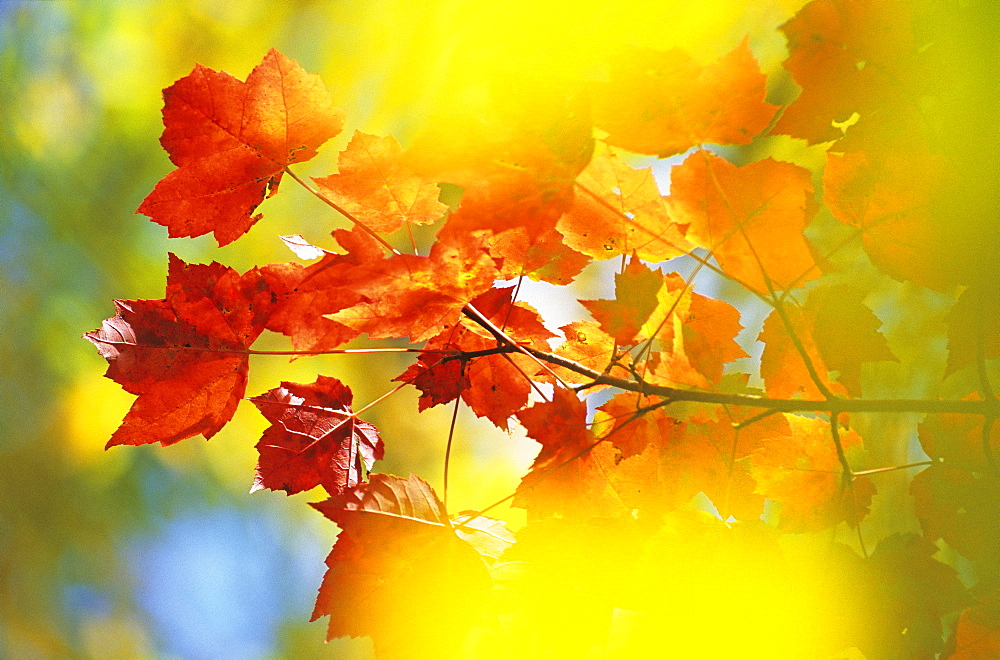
[
  {"x1": 249, "y1": 376, "x2": 383, "y2": 496},
  {"x1": 775, "y1": 0, "x2": 923, "y2": 147},
  {"x1": 310, "y1": 474, "x2": 494, "y2": 657},
  {"x1": 396, "y1": 286, "x2": 554, "y2": 429},
  {"x1": 643, "y1": 272, "x2": 747, "y2": 389},
  {"x1": 759, "y1": 285, "x2": 895, "y2": 399},
  {"x1": 557, "y1": 145, "x2": 691, "y2": 261},
  {"x1": 750, "y1": 415, "x2": 874, "y2": 532},
  {"x1": 313, "y1": 131, "x2": 448, "y2": 234},
  {"x1": 138, "y1": 49, "x2": 344, "y2": 245},
  {"x1": 327, "y1": 231, "x2": 499, "y2": 343},
  {"x1": 581, "y1": 257, "x2": 663, "y2": 346},
  {"x1": 84, "y1": 254, "x2": 278, "y2": 447},
  {"x1": 667, "y1": 150, "x2": 819, "y2": 294},
  {"x1": 593, "y1": 40, "x2": 778, "y2": 157}
]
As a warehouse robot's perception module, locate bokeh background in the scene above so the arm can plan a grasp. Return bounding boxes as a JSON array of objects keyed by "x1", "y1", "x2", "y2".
[{"x1": 7, "y1": 0, "x2": 983, "y2": 658}]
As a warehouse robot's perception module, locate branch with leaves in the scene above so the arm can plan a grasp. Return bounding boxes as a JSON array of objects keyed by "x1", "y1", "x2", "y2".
[{"x1": 84, "y1": 5, "x2": 1000, "y2": 656}]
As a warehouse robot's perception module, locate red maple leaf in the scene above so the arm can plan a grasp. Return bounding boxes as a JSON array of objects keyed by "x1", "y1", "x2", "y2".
[
  {"x1": 138, "y1": 49, "x2": 344, "y2": 245},
  {"x1": 261, "y1": 226, "x2": 383, "y2": 354},
  {"x1": 328, "y1": 231, "x2": 499, "y2": 343},
  {"x1": 84, "y1": 254, "x2": 278, "y2": 447},
  {"x1": 249, "y1": 376, "x2": 384, "y2": 496},
  {"x1": 396, "y1": 286, "x2": 554, "y2": 429}
]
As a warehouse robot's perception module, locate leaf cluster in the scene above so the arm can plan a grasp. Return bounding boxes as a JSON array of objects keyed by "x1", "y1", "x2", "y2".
[{"x1": 85, "y1": 4, "x2": 1000, "y2": 657}]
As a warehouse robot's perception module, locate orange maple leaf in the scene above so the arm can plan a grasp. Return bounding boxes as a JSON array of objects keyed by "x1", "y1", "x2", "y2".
[
  {"x1": 667, "y1": 150, "x2": 819, "y2": 294},
  {"x1": 593, "y1": 40, "x2": 777, "y2": 157},
  {"x1": 313, "y1": 131, "x2": 448, "y2": 235},
  {"x1": 558, "y1": 145, "x2": 691, "y2": 261},
  {"x1": 750, "y1": 415, "x2": 874, "y2": 532},
  {"x1": 138, "y1": 49, "x2": 344, "y2": 246}
]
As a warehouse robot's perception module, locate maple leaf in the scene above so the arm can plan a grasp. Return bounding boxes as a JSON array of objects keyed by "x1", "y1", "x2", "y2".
[
  {"x1": 910, "y1": 466, "x2": 1000, "y2": 571},
  {"x1": 84, "y1": 254, "x2": 277, "y2": 447},
  {"x1": 918, "y1": 400, "x2": 1000, "y2": 473},
  {"x1": 642, "y1": 272, "x2": 748, "y2": 388},
  {"x1": 313, "y1": 131, "x2": 448, "y2": 234},
  {"x1": 557, "y1": 145, "x2": 692, "y2": 261},
  {"x1": 407, "y1": 76, "x2": 594, "y2": 284},
  {"x1": 951, "y1": 601, "x2": 1000, "y2": 660},
  {"x1": 249, "y1": 376, "x2": 383, "y2": 496},
  {"x1": 945, "y1": 285, "x2": 1000, "y2": 376},
  {"x1": 750, "y1": 415, "x2": 874, "y2": 532},
  {"x1": 758, "y1": 304, "x2": 845, "y2": 400},
  {"x1": 774, "y1": 0, "x2": 924, "y2": 147},
  {"x1": 759, "y1": 285, "x2": 895, "y2": 399},
  {"x1": 855, "y1": 534, "x2": 969, "y2": 659},
  {"x1": 310, "y1": 474, "x2": 493, "y2": 657},
  {"x1": 261, "y1": 226, "x2": 382, "y2": 354},
  {"x1": 592, "y1": 40, "x2": 778, "y2": 157},
  {"x1": 396, "y1": 286, "x2": 554, "y2": 429},
  {"x1": 609, "y1": 405, "x2": 790, "y2": 519},
  {"x1": 513, "y1": 389, "x2": 630, "y2": 518},
  {"x1": 823, "y1": 149, "x2": 970, "y2": 290},
  {"x1": 551, "y1": 320, "x2": 629, "y2": 387},
  {"x1": 581, "y1": 257, "x2": 663, "y2": 346},
  {"x1": 667, "y1": 150, "x2": 819, "y2": 294},
  {"x1": 802, "y1": 284, "x2": 896, "y2": 396},
  {"x1": 138, "y1": 49, "x2": 344, "y2": 246},
  {"x1": 327, "y1": 231, "x2": 499, "y2": 343},
  {"x1": 592, "y1": 391, "x2": 682, "y2": 459}
]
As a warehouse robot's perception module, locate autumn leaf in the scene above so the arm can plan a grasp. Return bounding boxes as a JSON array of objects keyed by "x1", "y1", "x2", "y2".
[
  {"x1": 759, "y1": 285, "x2": 895, "y2": 399},
  {"x1": 327, "y1": 231, "x2": 499, "y2": 343},
  {"x1": 667, "y1": 150, "x2": 819, "y2": 294},
  {"x1": 918, "y1": 400, "x2": 1000, "y2": 473},
  {"x1": 581, "y1": 257, "x2": 663, "y2": 346},
  {"x1": 84, "y1": 254, "x2": 278, "y2": 447},
  {"x1": 138, "y1": 49, "x2": 344, "y2": 245},
  {"x1": 774, "y1": 0, "x2": 924, "y2": 147},
  {"x1": 513, "y1": 389, "x2": 629, "y2": 518},
  {"x1": 911, "y1": 466, "x2": 1000, "y2": 571},
  {"x1": 951, "y1": 600, "x2": 1000, "y2": 660},
  {"x1": 823, "y1": 149, "x2": 968, "y2": 290},
  {"x1": 552, "y1": 320, "x2": 626, "y2": 386},
  {"x1": 310, "y1": 474, "x2": 492, "y2": 657},
  {"x1": 407, "y1": 76, "x2": 594, "y2": 283},
  {"x1": 313, "y1": 131, "x2": 448, "y2": 234},
  {"x1": 396, "y1": 286, "x2": 554, "y2": 429},
  {"x1": 249, "y1": 376, "x2": 383, "y2": 496},
  {"x1": 945, "y1": 285, "x2": 1000, "y2": 376},
  {"x1": 592, "y1": 40, "x2": 778, "y2": 157},
  {"x1": 592, "y1": 391, "x2": 681, "y2": 459},
  {"x1": 750, "y1": 415, "x2": 874, "y2": 532},
  {"x1": 855, "y1": 534, "x2": 969, "y2": 659},
  {"x1": 642, "y1": 272, "x2": 748, "y2": 388},
  {"x1": 758, "y1": 304, "x2": 844, "y2": 400},
  {"x1": 261, "y1": 226, "x2": 382, "y2": 354},
  {"x1": 557, "y1": 145, "x2": 691, "y2": 261}
]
